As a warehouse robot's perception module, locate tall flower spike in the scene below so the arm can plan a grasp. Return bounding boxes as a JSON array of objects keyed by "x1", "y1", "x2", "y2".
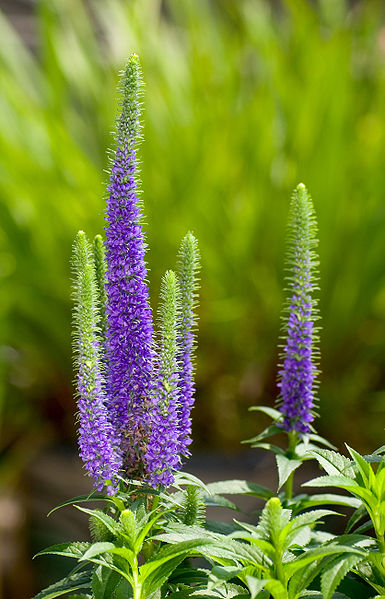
[
  {"x1": 177, "y1": 232, "x2": 200, "y2": 458},
  {"x1": 146, "y1": 270, "x2": 181, "y2": 487},
  {"x1": 276, "y1": 183, "x2": 320, "y2": 435},
  {"x1": 104, "y1": 54, "x2": 154, "y2": 475},
  {"x1": 72, "y1": 231, "x2": 121, "y2": 493},
  {"x1": 93, "y1": 234, "x2": 108, "y2": 349}
]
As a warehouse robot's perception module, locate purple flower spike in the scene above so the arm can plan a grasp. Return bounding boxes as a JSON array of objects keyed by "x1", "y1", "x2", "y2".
[
  {"x1": 277, "y1": 184, "x2": 320, "y2": 435},
  {"x1": 104, "y1": 55, "x2": 154, "y2": 476},
  {"x1": 146, "y1": 271, "x2": 181, "y2": 487},
  {"x1": 72, "y1": 231, "x2": 121, "y2": 494},
  {"x1": 177, "y1": 232, "x2": 200, "y2": 458}
]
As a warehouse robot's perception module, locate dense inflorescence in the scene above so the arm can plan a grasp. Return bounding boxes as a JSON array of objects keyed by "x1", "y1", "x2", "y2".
[
  {"x1": 72, "y1": 55, "x2": 200, "y2": 492},
  {"x1": 104, "y1": 56, "x2": 154, "y2": 477},
  {"x1": 146, "y1": 270, "x2": 181, "y2": 486},
  {"x1": 176, "y1": 233, "x2": 200, "y2": 458},
  {"x1": 72, "y1": 232, "x2": 121, "y2": 494},
  {"x1": 276, "y1": 183, "x2": 320, "y2": 434}
]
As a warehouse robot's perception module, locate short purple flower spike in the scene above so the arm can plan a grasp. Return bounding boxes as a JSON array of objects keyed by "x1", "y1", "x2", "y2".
[
  {"x1": 72, "y1": 232, "x2": 121, "y2": 494},
  {"x1": 176, "y1": 233, "x2": 200, "y2": 458},
  {"x1": 277, "y1": 183, "x2": 320, "y2": 435},
  {"x1": 146, "y1": 271, "x2": 181, "y2": 487}
]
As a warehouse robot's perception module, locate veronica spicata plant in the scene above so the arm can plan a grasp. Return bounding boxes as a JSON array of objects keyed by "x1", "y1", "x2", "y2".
[
  {"x1": 33, "y1": 55, "x2": 385, "y2": 599},
  {"x1": 72, "y1": 55, "x2": 201, "y2": 494},
  {"x1": 33, "y1": 54, "x2": 213, "y2": 599}
]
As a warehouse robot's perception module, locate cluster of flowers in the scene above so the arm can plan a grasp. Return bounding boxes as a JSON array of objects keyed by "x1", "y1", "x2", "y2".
[
  {"x1": 72, "y1": 55, "x2": 319, "y2": 496},
  {"x1": 72, "y1": 55, "x2": 199, "y2": 494}
]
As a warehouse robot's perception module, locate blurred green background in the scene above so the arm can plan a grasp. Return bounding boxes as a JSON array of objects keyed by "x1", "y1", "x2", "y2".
[{"x1": 1, "y1": 0, "x2": 385, "y2": 593}]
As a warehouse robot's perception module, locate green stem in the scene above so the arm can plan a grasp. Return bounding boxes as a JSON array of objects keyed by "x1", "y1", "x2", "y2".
[
  {"x1": 132, "y1": 556, "x2": 142, "y2": 599},
  {"x1": 284, "y1": 431, "x2": 298, "y2": 501},
  {"x1": 285, "y1": 473, "x2": 293, "y2": 501},
  {"x1": 376, "y1": 532, "x2": 385, "y2": 554},
  {"x1": 275, "y1": 549, "x2": 288, "y2": 596}
]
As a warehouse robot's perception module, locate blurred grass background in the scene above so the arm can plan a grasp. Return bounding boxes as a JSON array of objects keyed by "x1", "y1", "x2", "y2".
[{"x1": 1, "y1": 0, "x2": 385, "y2": 593}]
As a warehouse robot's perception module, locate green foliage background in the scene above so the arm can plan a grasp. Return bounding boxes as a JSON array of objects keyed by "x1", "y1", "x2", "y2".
[{"x1": 1, "y1": 0, "x2": 385, "y2": 484}]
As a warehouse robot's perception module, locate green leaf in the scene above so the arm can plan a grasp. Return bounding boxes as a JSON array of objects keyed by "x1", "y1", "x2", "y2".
[
  {"x1": 308, "y1": 434, "x2": 336, "y2": 450},
  {"x1": 245, "y1": 576, "x2": 268, "y2": 599},
  {"x1": 248, "y1": 406, "x2": 282, "y2": 420},
  {"x1": 346, "y1": 446, "x2": 374, "y2": 487},
  {"x1": 111, "y1": 578, "x2": 132, "y2": 599},
  {"x1": 321, "y1": 553, "x2": 363, "y2": 599},
  {"x1": 289, "y1": 555, "x2": 332, "y2": 597},
  {"x1": 264, "y1": 578, "x2": 287, "y2": 599},
  {"x1": 30, "y1": 571, "x2": 92, "y2": 599},
  {"x1": 244, "y1": 425, "x2": 283, "y2": 445},
  {"x1": 293, "y1": 493, "x2": 360, "y2": 512},
  {"x1": 345, "y1": 505, "x2": 367, "y2": 533},
  {"x1": 140, "y1": 538, "x2": 214, "y2": 581},
  {"x1": 309, "y1": 449, "x2": 355, "y2": 477},
  {"x1": 208, "y1": 565, "x2": 244, "y2": 589},
  {"x1": 206, "y1": 479, "x2": 273, "y2": 499},
  {"x1": 249, "y1": 442, "x2": 286, "y2": 456},
  {"x1": 276, "y1": 455, "x2": 302, "y2": 490},
  {"x1": 47, "y1": 493, "x2": 112, "y2": 516},
  {"x1": 304, "y1": 475, "x2": 358, "y2": 489},
  {"x1": 75, "y1": 506, "x2": 120, "y2": 537},
  {"x1": 298, "y1": 592, "x2": 350, "y2": 598},
  {"x1": 202, "y1": 493, "x2": 239, "y2": 510},
  {"x1": 34, "y1": 542, "x2": 91, "y2": 560},
  {"x1": 172, "y1": 471, "x2": 211, "y2": 495},
  {"x1": 142, "y1": 556, "x2": 193, "y2": 597},
  {"x1": 285, "y1": 543, "x2": 365, "y2": 578},
  {"x1": 80, "y1": 542, "x2": 116, "y2": 561},
  {"x1": 92, "y1": 566, "x2": 122, "y2": 599}
]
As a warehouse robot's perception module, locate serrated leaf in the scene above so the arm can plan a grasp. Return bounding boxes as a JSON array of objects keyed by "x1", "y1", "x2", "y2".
[
  {"x1": 346, "y1": 446, "x2": 374, "y2": 487},
  {"x1": 75, "y1": 506, "x2": 120, "y2": 536},
  {"x1": 30, "y1": 571, "x2": 92, "y2": 599},
  {"x1": 309, "y1": 449, "x2": 355, "y2": 477},
  {"x1": 289, "y1": 555, "x2": 332, "y2": 597},
  {"x1": 142, "y1": 555, "x2": 188, "y2": 597},
  {"x1": 208, "y1": 565, "x2": 244, "y2": 589},
  {"x1": 303, "y1": 475, "x2": 357, "y2": 489},
  {"x1": 295, "y1": 493, "x2": 360, "y2": 511},
  {"x1": 285, "y1": 543, "x2": 365, "y2": 578},
  {"x1": 80, "y1": 542, "x2": 116, "y2": 561},
  {"x1": 321, "y1": 553, "x2": 363, "y2": 599},
  {"x1": 111, "y1": 578, "x2": 132, "y2": 599},
  {"x1": 205, "y1": 520, "x2": 242, "y2": 535},
  {"x1": 92, "y1": 566, "x2": 122, "y2": 599},
  {"x1": 202, "y1": 493, "x2": 239, "y2": 510},
  {"x1": 264, "y1": 578, "x2": 287, "y2": 599},
  {"x1": 298, "y1": 593, "x2": 350, "y2": 598},
  {"x1": 206, "y1": 480, "x2": 273, "y2": 499},
  {"x1": 276, "y1": 455, "x2": 302, "y2": 490},
  {"x1": 245, "y1": 575, "x2": 268, "y2": 599},
  {"x1": 140, "y1": 538, "x2": 215, "y2": 580},
  {"x1": 35, "y1": 542, "x2": 91, "y2": 560},
  {"x1": 172, "y1": 471, "x2": 211, "y2": 495}
]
